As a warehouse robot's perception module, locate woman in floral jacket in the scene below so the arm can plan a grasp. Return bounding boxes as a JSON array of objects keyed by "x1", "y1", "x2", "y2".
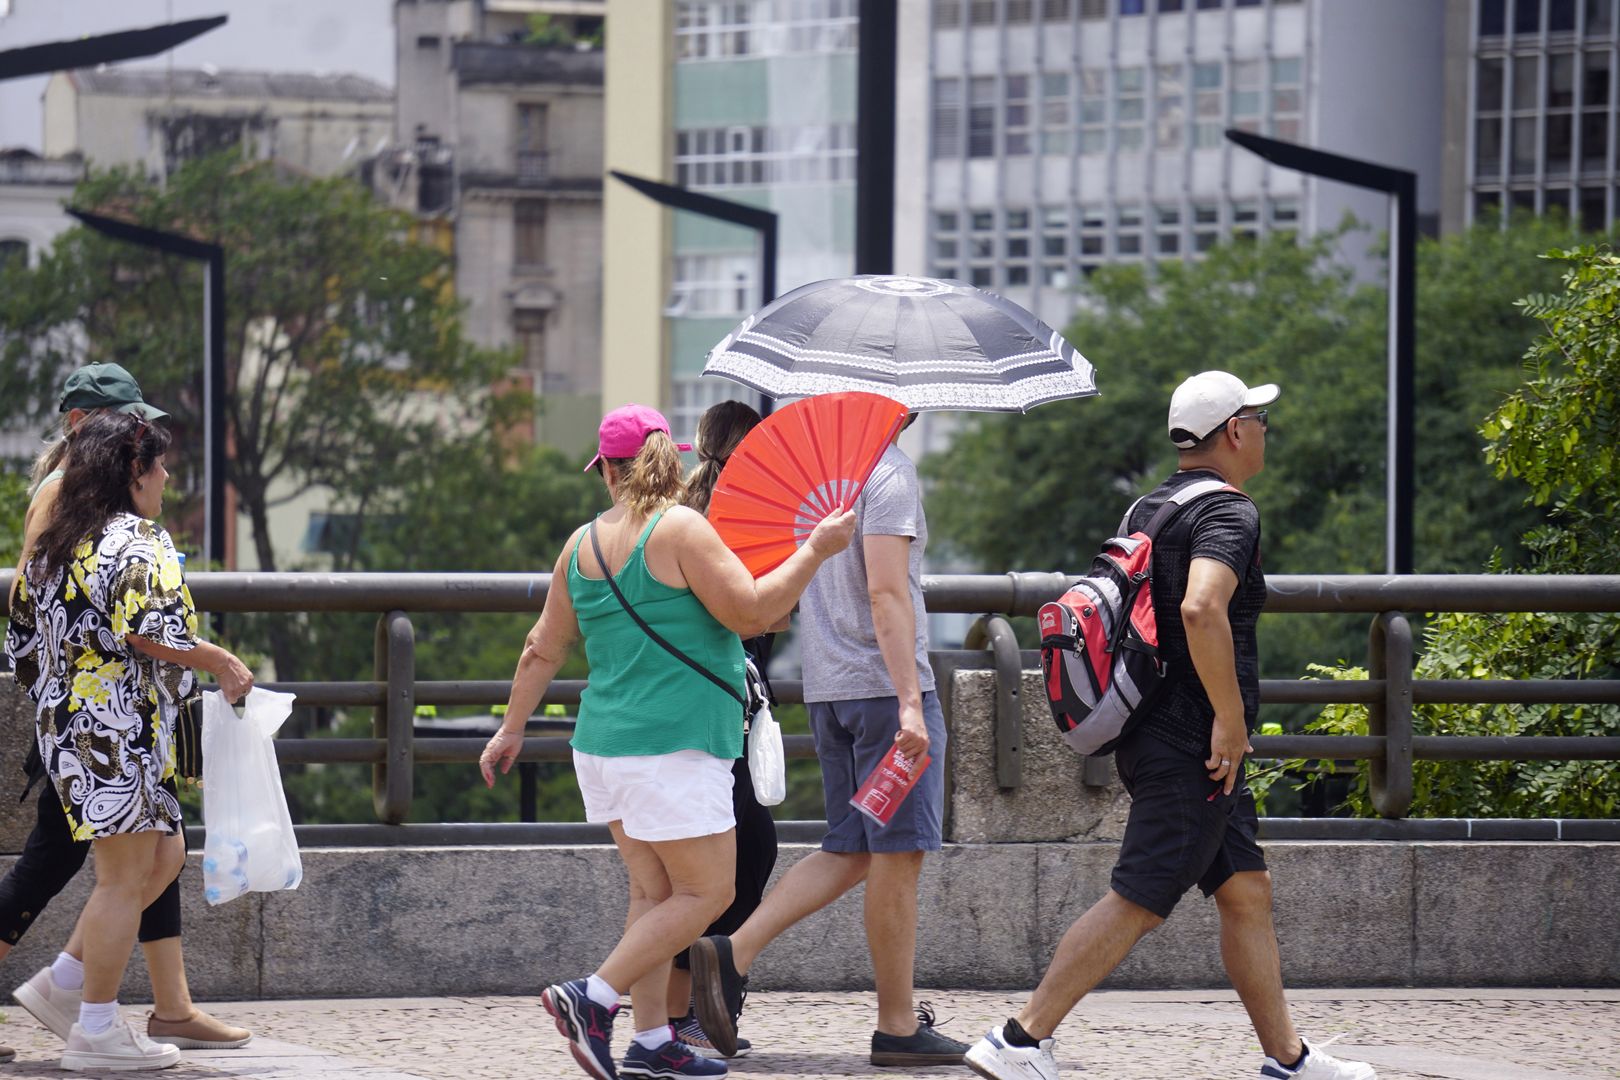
[{"x1": 5, "y1": 412, "x2": 251, "y2": 1072}]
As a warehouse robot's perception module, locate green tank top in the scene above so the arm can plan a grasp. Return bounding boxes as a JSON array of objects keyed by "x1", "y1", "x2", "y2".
[{"x1": 568, "y1": 510, "x2": 746, "y2": 760}]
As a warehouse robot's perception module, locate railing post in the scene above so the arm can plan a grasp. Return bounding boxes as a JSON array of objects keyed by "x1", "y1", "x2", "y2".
[
  {"x1": 965, "y1": 615, "x2": 1023, "y2": 790},
  {"x1": 1367, "y1": 611, "x2": 1414, "y2": 818},
  {"x1": 373, "y1": 610, "x2": 415, "y2": 825}
]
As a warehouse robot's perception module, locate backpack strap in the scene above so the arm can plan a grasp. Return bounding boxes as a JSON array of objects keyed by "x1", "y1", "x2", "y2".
[
  {"x1": 589, "y1": 521, "x2": 746, "y2": 709},
  {"x1": 1138, "y1": 478, "x2": 1245, "y2": 540}
]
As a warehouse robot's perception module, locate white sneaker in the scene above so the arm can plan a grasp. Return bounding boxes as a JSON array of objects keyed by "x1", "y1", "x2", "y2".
[
  {"x1": 61, "y1": 1020, "x2": 181, "y2": 1072},
  {"x1": 13, "y1": 965, "x2": 81, "y2": 1040},
  {"x1": 1262, "y1": 1038, "x2": 1377, "y2": 1080},
  {"x1": 965, "y1": 1025, "x2": 1060, "y2": 1080}
]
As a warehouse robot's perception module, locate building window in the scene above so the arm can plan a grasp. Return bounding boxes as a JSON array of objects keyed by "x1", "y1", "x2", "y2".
[
  {"x1": 671, "y1": 376, "x2": 755, "y2": 444},
  {"x1": 969, "y1": 77, "x2": 997, "y2": 158},
  {"x1": 1547, "y1": 51, "x2": 1576, "y2": 178},
  {"x1": 675, "y1": 0, "x2": 858, "y2": 60},
  {"x1": 1116, "y1": 67, "x2": 1145, "y2": 150},
  {"x1": 1079, "y1": 206, "x2": 1106, "y2": 273},
  {"x1": 1006, "y1": 207, "x2": 1032, "y2": 285},
  {"x1": 514, "y1": 310, "x2": 548, "y2": 377},
  {"x1": 1232, "y1": 201, "x2": 1259, "y2": 241},
  {"x1": 1588, "y1": 0, "x2": 1614, "y2": 35},
  {"x1": 934, "y1": 78, "x2": 962, "y2": 158},
  {"x1": 1156, "y1": 64, "x2": 1185, "y2": 150},
  {"x1": 514, "y1": 199, "x2": 545, "y2": 268},
  {"x1": 1515, "y1": 0, "x2": 1543, "y2": 33},
  {"x1": 669, "y1": 253, "x2": 756, "y2": 317},
  {"x1": 1005, "y1": 75, "x2": 1032, "y2": 155},
  {"x1": 1042, "y1": 0, "x2": 1074, "y2": 18},
  {"x1": 1481, "y1": 0, "x2": 1507, "y2": 36},
  {"x1": 935, "y1": 0, "x2": 964, "y2": 27},
  {"x1": 1116, "y1": 205, "x2": 1143, "y2": 256},
  {"x1": 967, "y1": 210, "x2": 996, "y2": 285},
  {"x1": 516, "y1": 103, "x2": 547, "y2": 183},
  {"x1": 1477, "y1": 57, "x2": 1506, "y2": 179},
  {"x1": 1194, "y1": 62, "x2": 1224, "y2": 147},
  {"x1": 676, "y1": 123, "x2": 856, "y2": 187},
  {"x1": 1041, "y1": 73, "x2": 1072, "y2": 153},
  {"x1": 1579, "y1": 184, "x2": 1607, "y2": 229},
  {"x1": 1511, "y1": 54, "x2": 1540, "y2": 177},
  {"x1": 1581, "y1": 50, "x2": 1610, "y2": 172},
  {"x1": 932, "y1": 211, "x2": 961, "y2": 280},
  {"x1": 1159, "y1": 0, "x2": 1185, "y2": 10},
  {"x1": 970, "y1": 0, "x2": 997, "y2": 25},
  {"x1": 1080, "y1": 0, "x2": 1107, "y2": 18},
  {"x1": 1475, "y1": 189, "x2": 1504, "y2": 219},
  {"x1": 1080, "y1": 70, "x2": 1108, "y2": 154},
  {"x1": 0, "y1": 238, "x2": 25, "y2": 270},
  {"x1": 1155, "y1": 204, "x2": 1181, "y2": 254},
  {"x1": 1230, "y1": 60, "x2": 1262, "y2": 134},
  {"x1": 1192, "y1": 202, "x2": 1220, "y2": 252},
  {"x1": 1121, "y1": 0, "x2": 1148, "y2": 13},
  {"x1": 1270, "y1": 57, "x2": 1302, "y2": 142},
  {"x1": 1270, "y1": 198, "x2": 1299, "y2": 230},
  {"x1": 1008, "y1": 0, "x2": 1035, "y2": 22}
]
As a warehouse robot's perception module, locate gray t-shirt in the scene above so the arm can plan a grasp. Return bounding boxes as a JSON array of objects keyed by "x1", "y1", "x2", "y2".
[{"x1": 800, "y1": 444, "x2": 935, "y2": 703}]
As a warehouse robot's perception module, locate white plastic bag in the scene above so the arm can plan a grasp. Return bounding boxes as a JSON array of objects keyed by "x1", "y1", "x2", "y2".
[
  {"x1": 200, "y1": 687, "x2": 303, "y2": 905},
  {"x1": 747, "y1": 700, "x2": 786, "y2": 807}
]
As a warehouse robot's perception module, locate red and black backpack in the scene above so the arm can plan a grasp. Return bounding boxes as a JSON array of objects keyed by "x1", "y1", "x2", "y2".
[{"x1": 1038, "y1": 478, "x2": 1244, "y2": 757}]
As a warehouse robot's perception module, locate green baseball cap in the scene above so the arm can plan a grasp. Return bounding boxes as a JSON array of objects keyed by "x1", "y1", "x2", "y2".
[{"x1": 58, "y1": 362, "x2": 168, "y2": 422}]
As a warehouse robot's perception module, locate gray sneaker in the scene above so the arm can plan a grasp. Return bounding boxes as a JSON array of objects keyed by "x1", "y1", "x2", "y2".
[{"x1": 870, "y1": 1003, "x2": 969, "y2": 1067}]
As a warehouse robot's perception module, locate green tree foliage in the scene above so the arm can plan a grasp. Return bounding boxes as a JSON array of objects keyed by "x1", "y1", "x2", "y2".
[
  {"x1": 923, "y1": 219, "x2": 1580, "y2": 689},
  {"x1": 0, "y1": 153, "x2": 510, "y2": 682},
  {"x1": 1294, "y1": 246, "x2": 1620, "y2": 818}
]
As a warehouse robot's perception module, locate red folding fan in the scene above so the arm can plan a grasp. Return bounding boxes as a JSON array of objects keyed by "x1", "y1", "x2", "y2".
[{"x1": 709, "y1": 392, "x2": 909, "y2": 577}]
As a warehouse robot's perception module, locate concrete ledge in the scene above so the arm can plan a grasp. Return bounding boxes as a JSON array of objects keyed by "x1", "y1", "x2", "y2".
[{"x1": 0, "y1": 840, "x2": 1613, "y2": 1000}]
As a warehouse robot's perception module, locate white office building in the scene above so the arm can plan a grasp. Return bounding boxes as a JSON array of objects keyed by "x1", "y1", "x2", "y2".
[{"x1": 896, "y1": 0, "x2": 1448, "y2": 331}]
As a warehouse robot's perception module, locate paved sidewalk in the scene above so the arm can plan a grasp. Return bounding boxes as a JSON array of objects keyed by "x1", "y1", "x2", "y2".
[{"x1": 0, "y1": 988, "x2": 1614, "y2": 1079}]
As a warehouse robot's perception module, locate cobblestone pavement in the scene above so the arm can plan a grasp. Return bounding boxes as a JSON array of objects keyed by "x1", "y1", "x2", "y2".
[{"x1": 0, "y1": 988, "x2": 1614, "y2": 1079}]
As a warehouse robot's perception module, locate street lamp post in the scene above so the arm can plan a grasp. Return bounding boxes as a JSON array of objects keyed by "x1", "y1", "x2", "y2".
[
  {"x1": 608, "y1": 170, "x2": 778, "y2": 417},
  {"x1": 1225, "y1": 129, "x2": 1417, "y2": 575}
]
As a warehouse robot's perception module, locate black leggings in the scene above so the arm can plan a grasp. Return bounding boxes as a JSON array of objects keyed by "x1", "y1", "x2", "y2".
[
  {"x1": 0, "y1": 784, "x2": 183, "y2": 947},
  {"x1": 672, "y1": 750, "x2": 779, "y2": 971}
]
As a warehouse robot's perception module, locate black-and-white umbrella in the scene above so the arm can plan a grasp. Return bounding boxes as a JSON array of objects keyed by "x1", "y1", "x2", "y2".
[{"x1": 702, "y1": 275, "x2": 1097, "y2": 412}]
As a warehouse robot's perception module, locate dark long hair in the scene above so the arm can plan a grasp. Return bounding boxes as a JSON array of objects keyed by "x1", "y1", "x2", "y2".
[
  {"x1": 682, "y1": 400, "x2": 762, "y2": 516},
  {"x1": 32, "y1": 412, "x2": 171, "y2": 578}
]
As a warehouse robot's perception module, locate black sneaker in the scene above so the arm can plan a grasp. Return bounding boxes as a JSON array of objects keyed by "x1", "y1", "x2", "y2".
[
  {"x1": 870, "y1": 1003, "x2": 969, "y2": 1067},
  {"x1": 689, "y1": 935, "x2": 748, "y2": 1058}
]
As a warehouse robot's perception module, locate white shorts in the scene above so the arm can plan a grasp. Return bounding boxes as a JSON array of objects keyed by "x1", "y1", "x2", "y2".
[{"x1": 572, "y1": 748, "x2": 736, "y2": 842}]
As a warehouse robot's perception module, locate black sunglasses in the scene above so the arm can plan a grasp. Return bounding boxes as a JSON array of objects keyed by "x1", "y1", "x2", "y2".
[{"x1": 1231, "y1": 409, "x2": 1268, "y2": 430}]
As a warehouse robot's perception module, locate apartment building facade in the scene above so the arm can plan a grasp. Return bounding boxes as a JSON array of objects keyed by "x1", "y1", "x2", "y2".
[{"x1": 391, "y1": 0, "x2": 606, "y2": 453}]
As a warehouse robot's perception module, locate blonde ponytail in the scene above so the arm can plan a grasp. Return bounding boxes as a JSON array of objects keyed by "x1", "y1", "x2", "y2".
[{"x1": 607, "y1": 430, "x2": 685, "y2": 516}]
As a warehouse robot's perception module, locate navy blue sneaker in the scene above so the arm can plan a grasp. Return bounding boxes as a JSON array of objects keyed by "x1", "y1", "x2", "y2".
[
  {"x1": 620, "y1": 1039, "x2": 727, "y2": 1078},
  {"x1": 541, "y1": 978, "x2": 619, "y2": 1080}
]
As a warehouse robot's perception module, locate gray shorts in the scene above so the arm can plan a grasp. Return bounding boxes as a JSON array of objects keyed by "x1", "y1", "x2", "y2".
[{"x1": 809, "y1": 692, "x2": 946, "y2": 854}]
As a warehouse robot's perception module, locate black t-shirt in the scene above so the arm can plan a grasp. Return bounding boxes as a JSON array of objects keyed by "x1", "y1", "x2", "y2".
[{"x1": 1123, "y1": 469, "x2": 1265, "y2": 759}]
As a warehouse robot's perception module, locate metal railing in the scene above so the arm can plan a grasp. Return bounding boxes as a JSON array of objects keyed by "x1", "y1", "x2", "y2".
[{"x1": 3, "y1": 571, "x2": 1618, "y2": 841}]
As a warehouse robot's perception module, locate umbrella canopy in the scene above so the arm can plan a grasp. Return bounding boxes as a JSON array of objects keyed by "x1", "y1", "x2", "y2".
[{"x1": 702, "y1": 275, "x2": 1097, "y2": 412}]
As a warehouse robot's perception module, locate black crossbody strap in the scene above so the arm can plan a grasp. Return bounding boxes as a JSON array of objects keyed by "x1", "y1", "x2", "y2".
[{"x1": 589, "y1": 520, "x2": 746, "y2": 707}]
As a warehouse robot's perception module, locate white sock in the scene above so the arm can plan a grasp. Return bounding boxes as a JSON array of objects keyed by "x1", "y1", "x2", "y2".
[
  {"x1": 583, "y1": 973, "x2": 619, "y2": 1010},
  {"x1": 51, "y1": 951, "x2": 84, "y2": 992},
  {"x1": 78, "y1": 999, "x2": 119, "y2": 1035},
  {"x1": 632, "y1": 1025, "x2": 673, "y2": 1050}
]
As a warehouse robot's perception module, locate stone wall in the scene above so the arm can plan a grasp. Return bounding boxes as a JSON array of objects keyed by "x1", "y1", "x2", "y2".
[{"x1": 0, "y1": 678, "x2": 1614, "y2": 1000}]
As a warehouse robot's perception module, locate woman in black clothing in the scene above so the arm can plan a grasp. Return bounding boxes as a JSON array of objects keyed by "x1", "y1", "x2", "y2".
[{"x1": 668, "y1": 400, "x2": 779, "y2": 1059}]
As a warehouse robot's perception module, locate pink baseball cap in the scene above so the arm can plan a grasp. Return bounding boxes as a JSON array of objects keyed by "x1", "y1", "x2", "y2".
[{"x1": 584, "y1": 404, "x2": 692, "y2": 471}]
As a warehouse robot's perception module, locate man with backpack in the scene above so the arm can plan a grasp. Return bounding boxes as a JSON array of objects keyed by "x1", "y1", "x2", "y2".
[{"x1": 966, "y1": 372, "x2": 1376, "y2": 1080}]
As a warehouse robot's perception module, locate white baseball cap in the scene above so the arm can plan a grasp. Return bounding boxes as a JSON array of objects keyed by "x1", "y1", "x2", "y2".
[{"x1": 1167, "y1": 371, "x2": 1281, "y2": 448}]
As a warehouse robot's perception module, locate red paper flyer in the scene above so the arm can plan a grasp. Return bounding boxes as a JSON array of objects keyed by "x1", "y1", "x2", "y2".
[{"x1": 849, "y1": 746, "x2": 932, "y2": 827}]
